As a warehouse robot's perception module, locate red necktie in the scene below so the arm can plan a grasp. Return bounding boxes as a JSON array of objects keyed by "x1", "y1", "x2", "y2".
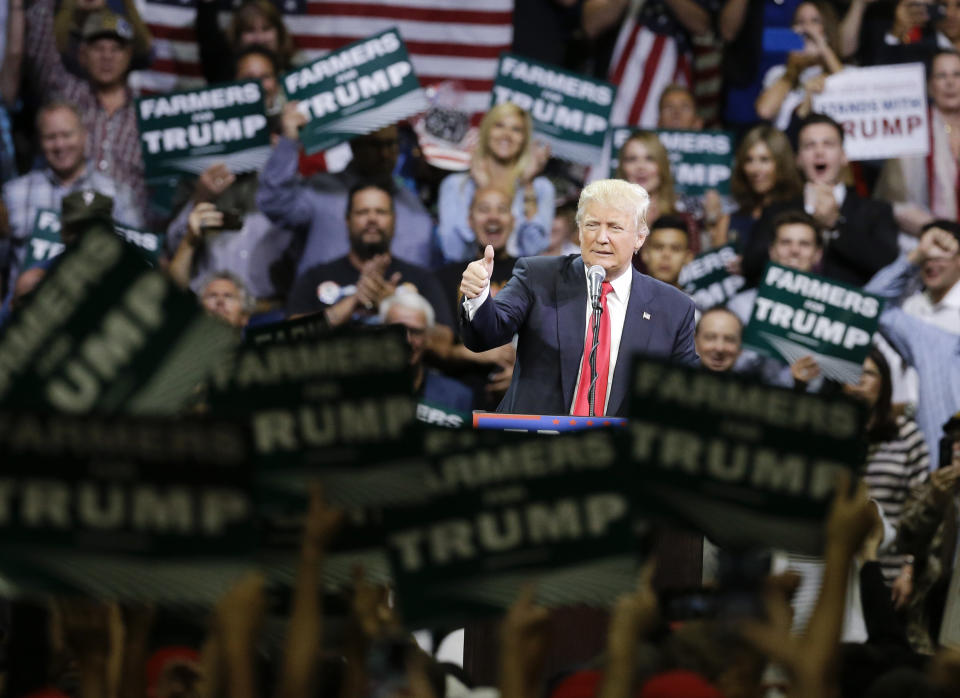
[{"x1": 573, "y1": 281, "x2": 612, "y2": 416}]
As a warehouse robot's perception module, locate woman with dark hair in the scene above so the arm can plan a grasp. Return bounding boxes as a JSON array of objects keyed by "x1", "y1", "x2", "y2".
[
  {"x1": 845, "y1": 347, "x2": 930, "y2": 604},
  {"x1": 196, "y1": 0, "x2": 299, "y2": 86},
  {"x1": 722, "y1": 124, "x2": 803, "y2": 254}
]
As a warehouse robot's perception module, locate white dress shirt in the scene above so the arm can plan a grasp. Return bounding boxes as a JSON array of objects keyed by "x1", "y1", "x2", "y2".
[{"x1": 463, "y1": 261, "x2": 633, "y2": 415}]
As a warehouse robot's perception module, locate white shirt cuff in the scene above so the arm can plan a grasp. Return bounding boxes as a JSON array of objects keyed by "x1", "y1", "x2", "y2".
[{"x1": 462, "y1": 285, "x2": 490, "y2": 321}]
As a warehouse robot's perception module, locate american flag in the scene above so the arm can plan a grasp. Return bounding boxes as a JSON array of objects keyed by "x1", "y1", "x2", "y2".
[{"x1": 133, "y1": 0, "x2": 513, "y2": 124}]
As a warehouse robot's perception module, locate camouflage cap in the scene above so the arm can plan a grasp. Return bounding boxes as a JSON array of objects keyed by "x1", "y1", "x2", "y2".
[
  {"x1": 60, "y1": 189, "x2": 114, "y2": 228},
  {"x1": 81, "y1": 10, "x2": 135, "y2": 44}
]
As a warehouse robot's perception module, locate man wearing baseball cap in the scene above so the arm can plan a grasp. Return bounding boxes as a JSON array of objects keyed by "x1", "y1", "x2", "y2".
[{"x1": 22, "y1": 2, "x2": 147, "y2": 220}]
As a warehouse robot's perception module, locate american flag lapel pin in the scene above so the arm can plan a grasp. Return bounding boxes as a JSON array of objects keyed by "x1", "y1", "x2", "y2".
[{"x1": 643, "y1": 312, "x2": 651, "y2": 320}]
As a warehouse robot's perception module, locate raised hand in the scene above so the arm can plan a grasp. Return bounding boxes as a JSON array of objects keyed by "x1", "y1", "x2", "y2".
[{"x1": 460, "y1": 244, "x2": 495, "y2": 300}]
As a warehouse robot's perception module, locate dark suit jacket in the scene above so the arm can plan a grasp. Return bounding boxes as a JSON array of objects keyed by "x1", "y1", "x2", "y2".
[
  {"x1": 460, "y1": 255, "x2": 699, "y2": 417},
  {"x1": 742, "y1": 188, "x2": 899, "y2": 288}
]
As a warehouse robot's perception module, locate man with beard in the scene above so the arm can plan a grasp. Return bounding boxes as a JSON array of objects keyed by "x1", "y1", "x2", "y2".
[{"x1": 285, "y1": 182, "x2": 452, "y2": 333}]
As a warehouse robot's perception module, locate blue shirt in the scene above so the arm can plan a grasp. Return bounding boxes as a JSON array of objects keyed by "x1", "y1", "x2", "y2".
[{"x1": 865, "y1": 255, "x2": 960, "y2": 461}]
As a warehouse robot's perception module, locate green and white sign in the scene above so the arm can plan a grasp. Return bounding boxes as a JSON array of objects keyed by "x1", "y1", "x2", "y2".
[
  {"x1": 627, "y1": 357, "x2": 866, "y2": 555},
  {"x1": 386, "y1": 428, "x2": 641, "y2": 625},
  {"x1": 24, "y1": 209, "x2": 165, "y2": 267},
  {"x1": 742, "y1": 263, "x2": 883, "y2": 383},
  {"x1": 114, "y1": 222, "x2": 165, "y2": 265},
  {"x1": 492, "y1": 53, "x2": 616, "y2": 165},
  {"x1": 282, "y1": 28, "x2": 427, "y2": 154},
  {"x1": 244, "y1": 312, "x2": 331, "y2": 346},
  {"x1": 23, "y1": 209, "x2": 65, "y2": 268},
  {"x1": 137, "y1": 80, "x2": 271, "y2": 182},
  {"x1": 678, "y1": 245, "x2": 745, "y2": 310},
  {"x1": 416, "y1": 399, "x2": 470, "y2": 429},
  {"x1": 0, "y1": 411, "x2": 255, "y2": 604},
  {"x1": 0, "y1": 225, "x2": 238, "y2": 414},
  {"x1": 209, "y1": 326, "x2": 425, "y2": 591},
  {"x1": 607, "y1": 127, "x2": 734, "y2": 195}
]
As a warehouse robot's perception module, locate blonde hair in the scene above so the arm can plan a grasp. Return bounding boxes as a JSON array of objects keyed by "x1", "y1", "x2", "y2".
[
  {"x1": 472, "y1": 102, "x2": 534, "y2": 186},
  {"x1": 576, "y1": 179, "x2": 650, "y2": 235},
  {"x1": 615, "y1": 131, "x2": 676, "y2": 216}
]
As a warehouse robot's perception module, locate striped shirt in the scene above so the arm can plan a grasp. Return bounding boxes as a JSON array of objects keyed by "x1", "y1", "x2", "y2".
[
  {"x1": 865, "y1": 255, "x2": 960, "y2": 462},
  {"x1": 863, "y1": 416, "x2": 930, "y2": 584}
]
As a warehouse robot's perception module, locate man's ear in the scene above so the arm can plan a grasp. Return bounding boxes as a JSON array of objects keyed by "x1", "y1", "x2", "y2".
[{"x1": 683, "y1": 249, "x2": 694, "y2": 265}]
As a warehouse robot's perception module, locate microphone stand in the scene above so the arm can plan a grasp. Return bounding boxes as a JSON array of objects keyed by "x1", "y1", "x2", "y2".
[{"x1": 587, "y1": 295, "x2": 603, "y2": 417}]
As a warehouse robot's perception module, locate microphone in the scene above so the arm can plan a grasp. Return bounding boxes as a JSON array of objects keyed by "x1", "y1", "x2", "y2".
[{"x1": 587, "y1": 265, "x2": 606, "y2": 310}]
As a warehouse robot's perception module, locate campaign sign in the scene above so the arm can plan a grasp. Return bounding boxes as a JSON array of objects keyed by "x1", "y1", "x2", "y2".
[
  {"x1": 208, "y1": 326, "x2": 425, "y2": 590},
  {"x1": 23, "y1": 209, "x2": 65, "y2": 269},
  {"x1": 812, "y1": 63, "x2": 929, "y2": 161},
  {"x1": 606, "y1": 127, "x2": 734, "y2": 195},
  {"x1": 0, "y1": 225, "x2": 238, "y2": 414},
  {"x1": 137, "y1": 80, "x2": 271, "y2": 182},
  {"x1": 386, "y1": 428, "x2": 641, "y2": 625},
  {"x1": 0, "y1": 411, "x2": 254, "y2": 604},
  {"x1": 742, "y1": 263, "x2": 883, "y2": 383},
  {"x1": 492, "y1": 53, "x2": 616, "y2": 165},
  {"x1": 627, "y1": 357, "x2": 866, "y2": 555},
  {"x1": 24, "y1": 209, "x2": 165, "y2": 267},
  {"x1": 244, "y1": 312, "x2": 331, "y2": 346},
  {"x1": 282, "y1": 28, "x2": 427, "y2": 154},
  {"x1": 678, "y1": 245, "x2": 745, "y2": 310}
]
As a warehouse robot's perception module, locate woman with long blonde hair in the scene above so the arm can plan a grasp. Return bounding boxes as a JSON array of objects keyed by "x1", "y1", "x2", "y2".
[{"x1": 437, "y1": 102, "x2": 554, "y2": 262}]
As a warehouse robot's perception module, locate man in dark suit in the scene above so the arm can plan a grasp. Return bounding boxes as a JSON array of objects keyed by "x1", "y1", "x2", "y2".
[
  {"x1": 459, "y1": 178, "x2": 699, "y2": 417},
  {"x1": 742, "y1": 113, "x2": 899, "y2": 288}
]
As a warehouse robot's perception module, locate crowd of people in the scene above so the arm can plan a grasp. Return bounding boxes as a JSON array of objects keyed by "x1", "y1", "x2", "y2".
[{"x1": 2, "y1": 0, "x2": 960, "y2": 696}]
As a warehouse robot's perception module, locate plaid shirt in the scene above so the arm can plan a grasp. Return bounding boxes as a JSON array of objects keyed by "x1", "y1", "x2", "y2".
[{"x1": 25, "y1": 0, "x2": 146, "y2": 217}]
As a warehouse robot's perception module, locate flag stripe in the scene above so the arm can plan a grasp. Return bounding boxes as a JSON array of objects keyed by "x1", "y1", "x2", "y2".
[{"x1": 138, "y1": 0, "x2": 513, "y2": 128}]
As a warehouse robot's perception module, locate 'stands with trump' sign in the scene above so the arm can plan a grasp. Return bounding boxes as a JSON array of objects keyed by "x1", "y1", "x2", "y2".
[
  {"x1": 812, "y1": 63, "x2": 929, "y2": 160},
  {"x1": 606, "y1": 127, "x2": 734, "y2": 195},
  {"x1": 386, "y1": 428, "x2": 642, "y2": 625},
  {"x1": 0, "y1": 411, "x2": 255, "y2": 604},
  {"x1": 678, "y1": 245, "x2": 745, "y2": 310},
  {"x1": 742, "y1": 263, "x2": 883, "y2": 384},
  {"x1": 137, "y1": 80, "x2": 272, "y2": 182},
  {"x1": 283, "y1": 28, "x2": 427, "y2": 154},
  {"x1": 492, "y1": 53, "x2": 616, "y2": 165},
  {"x1": 627, "y1": 357, "x2": 866, "y2": 555}
]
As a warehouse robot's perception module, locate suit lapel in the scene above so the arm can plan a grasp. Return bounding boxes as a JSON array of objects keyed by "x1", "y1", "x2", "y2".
[
  {"x1": 607, "y1": 269, "x2": 657, "y2": 416},
  {"x1": 558, "y1": 256, "x2": 587, "y2": 410}
]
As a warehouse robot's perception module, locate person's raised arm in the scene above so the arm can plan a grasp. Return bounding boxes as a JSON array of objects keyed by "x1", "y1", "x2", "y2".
[
  {"x1": 500, "y1": 584, "x2": 551, "y2": 698},
  {"x1": 276, "y1": 484, "x2": 343, "y2": 698},
  {"x1": 255, "y1": 102, "x2": 316, "y2": 232},
  {"x1": 581, "y1": 0, "x2": 629, "y2": 39},
  {"x1": 719, "y1": 0, "x2": 750, "y2": 42},
  {"x1": 663, "y1": 0, "x2": 712, "y2": 37},
  {"x1": 168, "y1": 202, "x2": 222, "y2": 289},
  {"x1": 214, "y1": 573, "x2": 266, "y2": 698},
  {"x1": 121, "y1": 0, "x2": 153, "y2": 65},
  {"x1": 23, "y1": 0, "x2": 75, "y2": 101},
  {"x1": 2, "y1": 0, "x2": 25, "y2": 107},
  {"x1": 840, "y1": 0, "x2": 873, "y2": 59},
  {"x1": 195, "y1": 0, "x2": 233, "y2": 84},
  {"x1": 598, "y1": 562, "x2": 658, "y2": 698}
]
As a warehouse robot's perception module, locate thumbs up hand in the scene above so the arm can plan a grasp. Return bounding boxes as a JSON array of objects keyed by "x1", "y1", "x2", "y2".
[{"x1": 460, "y1": 245, "x2": 495, "y2": 299}]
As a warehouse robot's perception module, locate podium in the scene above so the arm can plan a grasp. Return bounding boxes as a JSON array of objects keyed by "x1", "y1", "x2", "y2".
[
  {"x1": 471, "y1": 412, "x2": 627, "y2": 432},
  {"x1": 462, "y1": 412, "x2": 701, "y2": 684}
]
